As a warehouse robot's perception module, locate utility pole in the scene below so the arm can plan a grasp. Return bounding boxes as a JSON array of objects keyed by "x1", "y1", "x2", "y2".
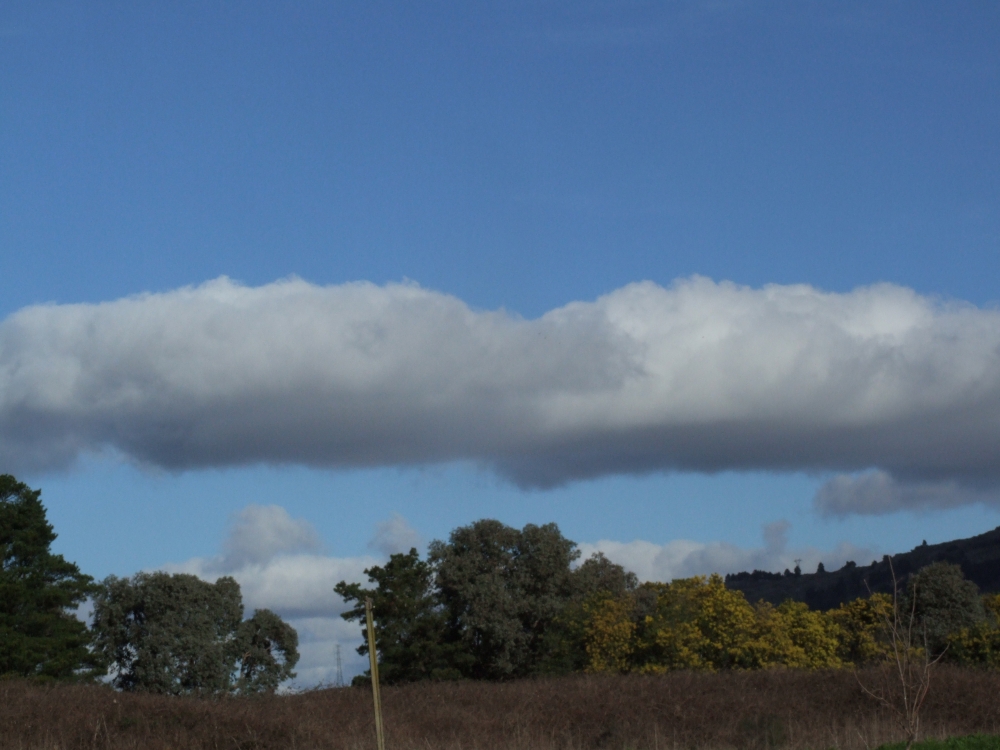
[
  {"x1": 365, "y1": 598, "x2": 386, "y2": 750},
  {"x1": 335, "y1": 643, "x2": 344, "y2": 688}
]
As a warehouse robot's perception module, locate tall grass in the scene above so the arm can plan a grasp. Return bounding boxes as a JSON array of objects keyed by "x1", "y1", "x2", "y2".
[{"x1": 2, "y1": 666, "x2": 999, "y2": 750}]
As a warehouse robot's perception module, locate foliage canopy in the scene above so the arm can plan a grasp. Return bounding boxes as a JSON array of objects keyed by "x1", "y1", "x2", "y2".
[
  {"x1": 335, "y1": 548, "x2": 465, "y2": 684},
  {"x1": 338, "y1": 518, "x2": 1000, "y2": 683},
  {"x1": 337, "y1": 519, "x2": 637, "y2": 683},
  {"x1": 903, "y1": 562, "x2": 985, "y2": 655},
  {"x1": 91, "y1": 571, "x2": 298, "y2": 695}
]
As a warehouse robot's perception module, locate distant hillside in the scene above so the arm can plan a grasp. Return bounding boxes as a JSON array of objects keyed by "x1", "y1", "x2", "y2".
[{"x1": 724, "y1": 525, "x2": 1000, "y2": 610}]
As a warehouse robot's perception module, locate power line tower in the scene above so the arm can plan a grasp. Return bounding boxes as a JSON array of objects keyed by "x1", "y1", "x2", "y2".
[{"x1": 335, "y1": 643, "x2": 344, "y2": 688}]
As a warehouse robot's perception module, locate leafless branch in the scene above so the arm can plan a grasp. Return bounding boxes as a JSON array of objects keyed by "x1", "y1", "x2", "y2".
[{"x1": 855, "y1": 559, "x2": 946, "y2": 750}]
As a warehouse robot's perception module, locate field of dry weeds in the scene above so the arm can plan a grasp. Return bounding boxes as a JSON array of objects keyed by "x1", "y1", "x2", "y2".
[{"x1": 2, "y1": 667, "x2": 999, "y2": 750}]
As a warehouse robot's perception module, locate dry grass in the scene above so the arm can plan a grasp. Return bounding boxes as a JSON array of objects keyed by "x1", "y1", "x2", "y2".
[{"x1": 2, "y1": 667, "x2": 999, "y2": 750}]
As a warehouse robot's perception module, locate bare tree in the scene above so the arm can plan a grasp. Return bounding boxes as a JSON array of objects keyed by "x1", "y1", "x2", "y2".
[{"x1": 856, "y1": 561, "x2": 948, "y2": 750}]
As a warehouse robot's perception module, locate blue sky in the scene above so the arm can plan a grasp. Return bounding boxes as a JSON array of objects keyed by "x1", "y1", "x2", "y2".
[{"x1": 3, "y1": 1, "x2": 1000, "y2": 683}]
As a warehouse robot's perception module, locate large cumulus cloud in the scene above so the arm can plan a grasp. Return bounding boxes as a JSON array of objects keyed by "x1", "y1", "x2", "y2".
[{"x1": 3, "y1": 275, "x2": 1000, "y2": 512}]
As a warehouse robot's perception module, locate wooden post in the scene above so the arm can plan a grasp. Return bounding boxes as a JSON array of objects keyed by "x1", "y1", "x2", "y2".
[{"x1": 365, "y1": 597, "x2": 386, "y2": 750}]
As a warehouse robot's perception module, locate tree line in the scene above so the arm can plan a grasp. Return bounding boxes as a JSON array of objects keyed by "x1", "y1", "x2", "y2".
[
  {"x1": 1, "y1": 474, "x2": 298, "y2": 693},
  {"x1": 338, "y1": 519, "x2": 1000, "y2": 683},
  {"x1": 6, "y1": 471, "x2": 1000, "y2": 693}
]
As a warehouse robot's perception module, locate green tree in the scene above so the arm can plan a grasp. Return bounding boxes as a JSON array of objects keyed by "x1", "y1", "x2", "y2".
[
  {"x1": 949, "y1": 593, "x2": 1000, "y2": 667},
  {"x1": 571, "y1": 552, "x2": 638, "y2": 599},
  {"x1": 91, "y1": 571, "x2": 297, "y2": 694},
  {"x1": 335, "y1": 548, "x2": 464, "y2": 684},
  {"x1": 430, "y1": 520, "x2": 579, "y2": 679},
  {"x1": 335, "y1": 522, "x2": 640, "y2": 682},
  {"x1": 536, "y1": 552, "x2": 639, "y2": 674},
  {"x1": 233, "y1": 608, "x2": 300, "y2": 693},
  {"x1": 903, "y1": 562, "x2": 984, "y2": 655},
  {"x1": 0, "y1": 474, "x2": 101, "y2": 680}
]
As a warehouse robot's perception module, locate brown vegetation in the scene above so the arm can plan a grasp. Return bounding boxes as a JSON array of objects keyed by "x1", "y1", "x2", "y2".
[{"x1": 3, "y1": 667, "x2": 1000, "y2": 750}]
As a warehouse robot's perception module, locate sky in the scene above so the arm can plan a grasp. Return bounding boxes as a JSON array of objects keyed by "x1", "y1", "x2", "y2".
[{"x1": 2, "y1": 1, "x2": 1000, "y2": 685}]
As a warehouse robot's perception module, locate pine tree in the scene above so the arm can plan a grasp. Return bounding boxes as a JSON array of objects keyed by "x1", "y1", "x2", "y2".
[
  {"x1": 336, "y1": 548, "x2": 464, "y2": 684},
  {"x1": 0, "y1": 474, "x2": 101, "y2": 680}
]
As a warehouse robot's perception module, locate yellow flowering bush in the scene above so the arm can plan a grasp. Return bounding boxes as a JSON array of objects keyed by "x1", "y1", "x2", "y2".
[
  {"x1": 828, "y1": 592, "x2": 893, "y2": 664},
  {"x1": 583, "y1": 595, "x2": 636, "y2": 673},
  {"x1": 580, "y1": 576, "x2": 1000, "y2": 674}
]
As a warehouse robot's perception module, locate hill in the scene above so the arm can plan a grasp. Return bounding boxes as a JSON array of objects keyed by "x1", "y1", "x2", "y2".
[{"x1": 725, "y1": 525, "x2": 1000, "y2": 610}]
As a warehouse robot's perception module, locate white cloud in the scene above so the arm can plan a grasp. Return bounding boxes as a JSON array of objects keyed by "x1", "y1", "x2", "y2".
[
  {"x1": 221, "y1": 504, "x2": 321, "y2": 568},
  {"x1": 166, "y1": 504, "x2": 365, "y2": 618},
  {"x1": 368, "y1": 513, "x2": 422, "y2": 556},
  {"x1": 172, "y1": 552, "x2": 376, "y2": 618},
  {"x1": 579, "y1": 521, "x2": 875, "y2": 582},
  {"x1": 164, "y1": 507, "x2": 402, "y2": 685},
  {"x1": 4, "y1": 275, "x2": 1000, "y2": 513}
]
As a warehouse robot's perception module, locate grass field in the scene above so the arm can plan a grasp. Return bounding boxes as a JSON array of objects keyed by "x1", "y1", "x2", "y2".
[
  {"x1": 876, "y1": 736, "x2": 1000, "y2": 750},
  {"x1": 2, "y1": 666, "x2": 999, "y2": 750}
]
